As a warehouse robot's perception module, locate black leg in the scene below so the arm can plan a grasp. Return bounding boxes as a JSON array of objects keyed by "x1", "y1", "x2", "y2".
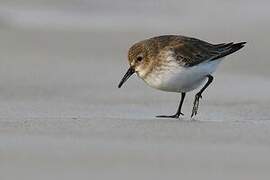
[
  {"x1": 191, "y1": 75, "x2": 214, "y2": 118},
  {"x1": 157, "y1": 92, "x2": 186, "y2": 119}
]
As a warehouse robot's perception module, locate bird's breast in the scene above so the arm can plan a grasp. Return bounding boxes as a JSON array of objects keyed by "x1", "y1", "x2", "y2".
[{"x1": 142, "y1": 59, "x2": 222, "y2": 92}]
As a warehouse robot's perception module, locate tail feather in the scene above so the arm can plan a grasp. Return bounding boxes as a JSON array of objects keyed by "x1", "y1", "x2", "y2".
[
  {"x1": 212, "y1": 42, "x2": 246, "y2": 60},
  {"x1": 214, "y1": 42, "x2": 234, "y2": 49}
]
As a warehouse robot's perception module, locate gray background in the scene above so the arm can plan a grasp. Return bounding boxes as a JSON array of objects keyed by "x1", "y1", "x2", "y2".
[{"x1": 0, "y1": 1, "x2": 270, "y2": 180}]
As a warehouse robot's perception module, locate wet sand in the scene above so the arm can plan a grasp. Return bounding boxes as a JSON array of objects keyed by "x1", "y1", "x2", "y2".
[{"x1": 0, "y1": 1, "x2": 270, "y2": 179}]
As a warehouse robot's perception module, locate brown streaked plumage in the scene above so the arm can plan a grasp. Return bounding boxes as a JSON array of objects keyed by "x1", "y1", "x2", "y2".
[
  {"x1": 119, "y1": 35, "x2": 246, "y2": 118},
  {"x1": 128, "y1": 35, "x2": 245, "y2": 68}
]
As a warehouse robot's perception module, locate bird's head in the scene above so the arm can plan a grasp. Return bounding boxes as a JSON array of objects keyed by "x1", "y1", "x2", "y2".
[{"x1": 118, "y1": 41, "x2": 155, "y2": 88}]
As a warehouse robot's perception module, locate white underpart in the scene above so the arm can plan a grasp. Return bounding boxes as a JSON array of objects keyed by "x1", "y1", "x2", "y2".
[{"x1": 141, "y1": 53, "x2": 223, "y2": 93}]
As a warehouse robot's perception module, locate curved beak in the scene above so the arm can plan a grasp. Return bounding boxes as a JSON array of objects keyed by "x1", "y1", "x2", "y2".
[{"x1": 118, "y1": 67, "x2": 135, "y2": 88}]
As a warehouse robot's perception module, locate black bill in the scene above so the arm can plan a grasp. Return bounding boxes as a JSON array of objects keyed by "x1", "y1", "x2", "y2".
[{"x1": 118, "y1": 67, "x2": 135, "y2": 88}]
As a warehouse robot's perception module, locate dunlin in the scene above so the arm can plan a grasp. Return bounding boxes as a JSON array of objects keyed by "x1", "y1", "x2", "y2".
[{"x1": 118, "y1": 35, "x2": 246, "y2": 118}]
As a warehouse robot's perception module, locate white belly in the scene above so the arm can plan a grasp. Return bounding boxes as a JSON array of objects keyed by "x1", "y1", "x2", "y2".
[{"x1": 143, "y1": 59, "x2": 222, "y2": 92}]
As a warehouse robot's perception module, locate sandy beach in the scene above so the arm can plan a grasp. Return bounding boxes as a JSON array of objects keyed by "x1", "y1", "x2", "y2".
[{"x1": 0, "y1": 1, "x2": 270, "y2": 179}]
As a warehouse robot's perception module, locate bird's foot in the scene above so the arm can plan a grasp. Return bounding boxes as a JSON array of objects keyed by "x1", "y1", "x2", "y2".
[
  {"x1": 191, "y1": 93, "x2": 202, "y2": 118},
  {"x1": 156, "y1": 112, "x2": 184, "y2": 119}
]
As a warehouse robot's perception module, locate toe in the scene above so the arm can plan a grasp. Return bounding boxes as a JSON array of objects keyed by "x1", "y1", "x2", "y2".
[{"x1": 156, "y1": 114, "x2": 179, "y2": 119}]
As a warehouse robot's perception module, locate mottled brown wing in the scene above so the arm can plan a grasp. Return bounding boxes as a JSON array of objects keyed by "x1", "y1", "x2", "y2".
[{"x1": 170, "y1": 37, "x2": 246, "y2": 67}]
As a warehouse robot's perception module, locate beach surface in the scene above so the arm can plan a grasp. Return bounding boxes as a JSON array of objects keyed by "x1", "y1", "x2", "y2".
[{"x1": 0, "y1": 1, "x2": 270, "y2": 180}]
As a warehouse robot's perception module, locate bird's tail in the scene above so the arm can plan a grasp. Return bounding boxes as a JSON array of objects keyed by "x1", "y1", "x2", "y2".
[{"x1": 212, "y1": 42, "x2": 246, "y2": 60}]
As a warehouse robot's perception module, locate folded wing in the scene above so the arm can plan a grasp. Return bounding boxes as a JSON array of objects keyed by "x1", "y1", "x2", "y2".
[{"x1": 171, "y1": 37, "x2": 246, "y2": 67}]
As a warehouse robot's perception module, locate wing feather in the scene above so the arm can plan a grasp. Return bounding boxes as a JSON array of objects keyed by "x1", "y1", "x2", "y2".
[{"x1": 165, "y1": 37, "x2": 246, "y2": 67}]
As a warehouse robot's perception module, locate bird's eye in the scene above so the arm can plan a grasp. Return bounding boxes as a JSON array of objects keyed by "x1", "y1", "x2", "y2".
[{"x1": 137, "y1": 56, "x2": 143, "y2": 62}]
